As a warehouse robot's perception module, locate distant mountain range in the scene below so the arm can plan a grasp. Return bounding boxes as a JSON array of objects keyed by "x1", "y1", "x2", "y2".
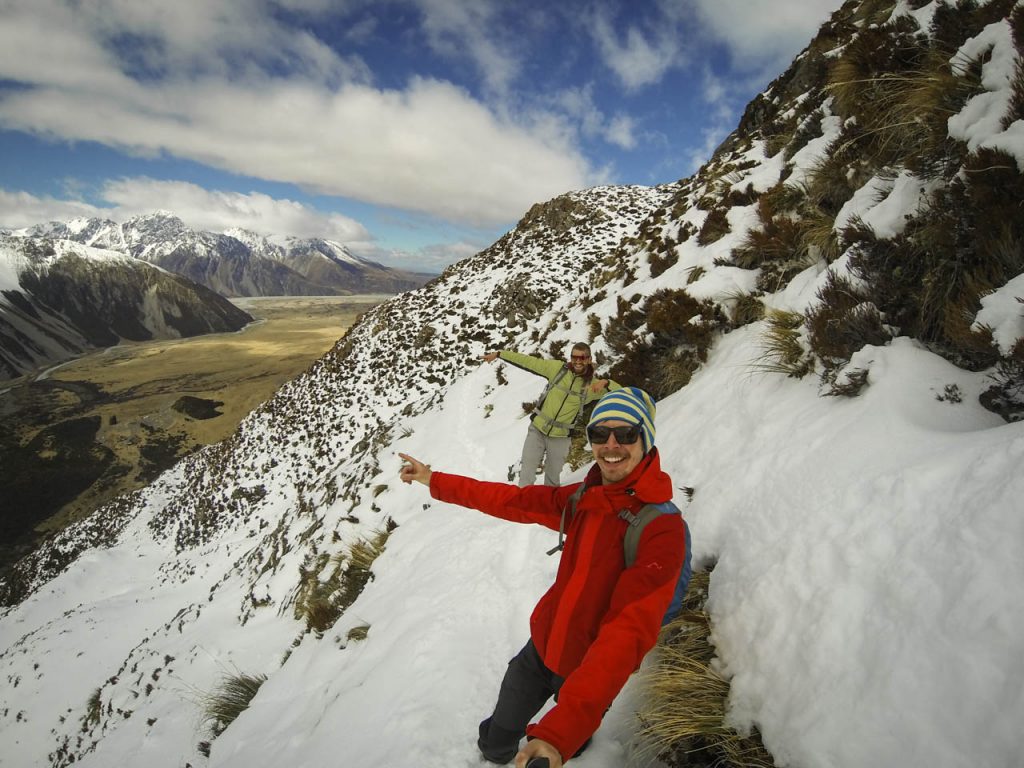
[
  {"x1": 0, "y1": 235, "x2": 253, "y2": 380},
  {"x1": 0, "y1": 212, "x2": 434, "y2": 378},
  {"x1": 12, "y1": 212, "x2": 433, "y2": 298}
]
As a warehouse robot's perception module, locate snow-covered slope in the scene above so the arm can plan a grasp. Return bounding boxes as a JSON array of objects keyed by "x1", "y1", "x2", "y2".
[{"x1": 1, "y1": 2, "x2": 1022, "y2": 767}]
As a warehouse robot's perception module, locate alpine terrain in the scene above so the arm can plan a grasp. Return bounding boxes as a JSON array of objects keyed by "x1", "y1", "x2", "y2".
[
  {"x1": 1, "y1": 2, "x2": 1022, "y2": 768},
  {"x1": 14, "y1": 212, "x2": 433, "y2": 298},
  {"x1": 0, "y1": 235, "x2": 252, "y2": 380}
]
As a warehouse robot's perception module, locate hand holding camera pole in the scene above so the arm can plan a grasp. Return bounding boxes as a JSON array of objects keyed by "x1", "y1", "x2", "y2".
[{"x1": 525, "y1": 759, "x2": 549, "y2": 768}]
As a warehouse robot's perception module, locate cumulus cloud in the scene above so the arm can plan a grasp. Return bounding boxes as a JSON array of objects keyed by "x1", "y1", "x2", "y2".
[
  {"x1": 550, "y1": 86, "x2": 637, "y2": 150},
  {"x1": 0, "y1": 189, "x2": 105, "y2": 229},
  {"x1": 691, "y1": 0, "x2": 840, "y2": 74},
  {"x1": 0, "y1": 0, "x2": 597, "y2": 229},
  {"x1": 100, "y1": 179, "x2": 371, "y2": 242},
  {"x1": 0, "y1": 181, "x2": 370, "y2": 244},
  {"x1": 589, "y1": 9, "x2": 686, "y2": 91}
]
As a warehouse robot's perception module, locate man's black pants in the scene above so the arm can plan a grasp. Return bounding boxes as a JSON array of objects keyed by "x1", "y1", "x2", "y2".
[{"x1": 477, "y1": 639, "x2": 565, "y2": 763}]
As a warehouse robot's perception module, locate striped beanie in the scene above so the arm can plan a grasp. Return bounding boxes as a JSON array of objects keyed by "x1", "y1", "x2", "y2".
[{"x1": 588, "y1": 387, "x2": 656, "y2": 452}]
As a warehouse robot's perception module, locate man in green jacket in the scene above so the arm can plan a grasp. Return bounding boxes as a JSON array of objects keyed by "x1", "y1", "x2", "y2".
[{"x1": 483, "y1": 342, "x2": 619, "y2": 486}]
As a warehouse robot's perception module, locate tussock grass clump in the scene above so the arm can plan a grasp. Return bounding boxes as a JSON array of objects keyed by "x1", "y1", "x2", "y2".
[
  {"x1": 731, "y1": 209, "x2": 819, "y2": 293},
  {"x1": 753, "y1": 310, "x2": 814, "y2": 378},
  {"x1": 980, "y1": 338, "x2": 1024, "y2": 422},
  {"x1": 844, "y1": 152, "x2": 1024, "y2": 370},
  {"x1": 201, "y1": 672, "x2": 267, "y2": 737},
  {"x1": 637, "y1": 571, "x2": 775, "y2": 768},
  {"x1": 83, "y1": 688, "x2": 102, "y2": 730},
  {"x1": 826, "y1": 12, "x2": 988, "y2": 177},
  {"x1": 853, "y1": 0, "x2": 898, "y2": 26},
  {"x1": 697, "y1": 207, "x2": 731, "y2": 246},
  {"x1": 294, "y1": 521, "x2": 396, "y2": 634},
  {"x1": 725, "y1": 292, "x2": 765, "y2": 328},
  {"x1": 931, "y1": 0, "x2": 1020, "y2": 52},
  {"x1": 826, "y1": 367, "x2": 871, "y2": 397},
  {"x1": 802, "y1": 151, "x2": 868, "y2": 218},
  {"x1": 347, "y1": 624, "x2": 370, "y2": 642}
]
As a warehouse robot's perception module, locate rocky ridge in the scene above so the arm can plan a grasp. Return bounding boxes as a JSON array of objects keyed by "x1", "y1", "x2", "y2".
[
  {"x1": 24, "y1": 213, "x2": 432, "y2": 297},
  {"x1": 0, "y1": 236, "x2": 252, "y2": 380}
]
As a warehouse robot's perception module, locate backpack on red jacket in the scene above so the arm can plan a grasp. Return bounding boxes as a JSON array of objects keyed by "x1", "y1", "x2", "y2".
[{"x1": 546, "y1": 485, "x2": 693, "y2": 625}]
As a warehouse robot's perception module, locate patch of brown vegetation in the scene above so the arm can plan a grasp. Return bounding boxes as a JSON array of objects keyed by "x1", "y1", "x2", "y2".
[{"x1": 0, "y1": 296, "x2": 382, "y2": 566}]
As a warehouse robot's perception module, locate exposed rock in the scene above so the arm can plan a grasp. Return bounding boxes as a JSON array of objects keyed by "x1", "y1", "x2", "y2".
[{"x1": 0, "y1": 236, "x2": 253, "y2": 380}]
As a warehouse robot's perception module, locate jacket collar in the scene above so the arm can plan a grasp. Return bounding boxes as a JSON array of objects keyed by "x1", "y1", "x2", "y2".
[{"x1": 582, "y1": 447, "x2": 673, "y2": 505}]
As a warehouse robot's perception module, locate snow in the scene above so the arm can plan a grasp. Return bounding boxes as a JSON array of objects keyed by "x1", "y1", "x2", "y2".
[
  {"x1": 948, "y1": 19, "x2": 1024, "y2": 169},
  {"x1": 835, "y1": 170, "x2": 941, "y2": 238},
  {"x1": 3, "y1": 298, "x2": 1022, "y2": 768},
  {"x1": 0, "y1": 241, "x2": 27, "y2": 294},
  {"x1": 975, "y1": 272, "x2": 1024, "y2": 353},
  {"x1": 2, "y1": 4, "x2": 1023, "y2": 767}
]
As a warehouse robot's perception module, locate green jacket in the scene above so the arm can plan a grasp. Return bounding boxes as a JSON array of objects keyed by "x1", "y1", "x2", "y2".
[{"x1": 499, "y1": 350, "x2": 621, "y2": 438}]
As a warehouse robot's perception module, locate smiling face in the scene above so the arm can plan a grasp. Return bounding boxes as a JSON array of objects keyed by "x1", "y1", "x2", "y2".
[
  {"x1": 568, "y1": 346, "x2": 591, "y2": 374},
  {"x1": 591, "y1": 418, "x2": 645, "y2": 485}
]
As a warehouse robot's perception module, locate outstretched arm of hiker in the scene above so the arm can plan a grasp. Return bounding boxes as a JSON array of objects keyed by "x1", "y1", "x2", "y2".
[
  {"x1": 482, "y1": 351, "x2": 499, "y2": 362},
  {"x1": 398, "y1": 453, "x2": 432, "y2": 486}
]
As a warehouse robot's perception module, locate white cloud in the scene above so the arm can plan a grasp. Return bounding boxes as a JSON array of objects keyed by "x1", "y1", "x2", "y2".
[
  {"x1": 99, "y1": 179, "x2": 371, "y2": 242},
  {"x1": 0, "y1": 182, "x2": 370, "y2": 244},
  {"x1": 589, "y1": 9, "x2": 685, "y2": 91},
  {"x1": 351, "y1": 239, "x2": 479, "y2": 273},
  {"x1": 0, "y1": 0, "x2": 595, "y2": 229},
  {"x1": 605, "y1": 114, "x2": 638, "y2": 150},
  {"x1": 550, "y1": 86, "x2": 636, "y2": 150},
  {"x1": 691, "y1": 0, "x2": 841, "y2": 74},
  {"x1": 0, "y1": 189, "x2": 104, "y2": 228},
  {"x1": 413, "y1": 0, "x2": 520, "y2": 95}
]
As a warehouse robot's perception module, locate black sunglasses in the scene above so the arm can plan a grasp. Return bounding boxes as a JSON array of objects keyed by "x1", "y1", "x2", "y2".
[{"x1": 587, "y1": 424, "x2": 642, "y2": 445}]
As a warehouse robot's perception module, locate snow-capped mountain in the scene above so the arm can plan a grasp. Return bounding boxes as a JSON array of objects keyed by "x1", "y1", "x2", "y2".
[
  {"x1": 1, "y1": 2, "x2": 1022, "y2": 768},
  {"x1": 0, "y1": 235, "x2": 252, "y2": 380},
  {"x1": 21, "y1": 214, "x2": 432, "y2": 298}
]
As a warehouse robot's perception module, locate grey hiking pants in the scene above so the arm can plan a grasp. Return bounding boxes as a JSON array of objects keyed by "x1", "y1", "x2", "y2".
[
  {"x1": 518, "y1": 424, "x2": 570, "y2": 487},
  {"x1": 477, "y1": 640, "x2": 564, "y2": 762},
  {"x1": 477, "y1": 640, "x2": 594, "y2": 763}
]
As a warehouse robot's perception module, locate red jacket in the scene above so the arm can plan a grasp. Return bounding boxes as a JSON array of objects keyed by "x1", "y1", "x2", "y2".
[{"x1": 429, "y1": 448, "x2": 688, "y2": 760}]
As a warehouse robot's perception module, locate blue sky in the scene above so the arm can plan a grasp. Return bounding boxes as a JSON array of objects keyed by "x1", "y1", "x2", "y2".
[{"x1": 0, "y1": 0, "x2": 842, "y2": 272}]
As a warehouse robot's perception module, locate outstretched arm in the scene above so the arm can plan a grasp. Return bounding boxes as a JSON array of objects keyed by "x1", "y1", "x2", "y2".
[
  {"x1": 481, "y1": 351, "x2": 500, "y2": 362},
  {"x1": 398, "y1": 453, "x2": 432, "y2": 486}
]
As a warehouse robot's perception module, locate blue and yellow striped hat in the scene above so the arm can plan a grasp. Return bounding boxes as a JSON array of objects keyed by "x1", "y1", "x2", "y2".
[{"x1": 588, "y1": 387, "x2": 656, "y2": 452}]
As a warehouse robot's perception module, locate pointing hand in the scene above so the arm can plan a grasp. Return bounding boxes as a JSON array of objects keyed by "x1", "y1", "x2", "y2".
[{"x1": 398, "y1": 453, "x2": 432, "y2": 486}]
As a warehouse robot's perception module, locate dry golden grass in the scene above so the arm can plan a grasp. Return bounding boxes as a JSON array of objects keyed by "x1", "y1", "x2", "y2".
[
  {"x1": 16, "y1": 296, "x2": 382, "y2": 534},
  {"x1": 200, "y1": 672, "x2": 267, "y2": 737},
  {"x1": 752, "y1": 310, "x2": 814, "y2": 378},
  {"x1": 636, "y1": 572, "x2": 775, "y2": 767}
]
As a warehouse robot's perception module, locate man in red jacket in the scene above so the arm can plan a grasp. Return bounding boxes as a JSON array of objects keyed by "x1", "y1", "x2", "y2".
[{"x1": 399, "y1": 387, "x2": 691, "y2": 768}]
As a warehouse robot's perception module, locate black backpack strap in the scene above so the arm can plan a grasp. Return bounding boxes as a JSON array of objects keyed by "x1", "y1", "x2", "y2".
[
  {"x1": 546, "y1": 484, "x2": 586, "y2": 556},
  {"x1": 619, "y1": 505, "x2": 664, "y2": 567}
]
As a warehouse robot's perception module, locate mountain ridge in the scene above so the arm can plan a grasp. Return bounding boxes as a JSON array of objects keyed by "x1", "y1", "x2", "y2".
[
  {"x1": 17, "y1": 213, "x2": 433, "y2": 297},
  {"x1": 0, "y1": 235, "x2": 253, "y2": 380}
]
